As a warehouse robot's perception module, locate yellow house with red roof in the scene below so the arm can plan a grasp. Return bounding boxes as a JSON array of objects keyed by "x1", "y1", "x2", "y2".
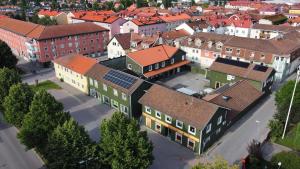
[
  {"x1": 38, "y1": 9, "x2": 68, "y2": 25},
  {"x1": 53, "y1": 54, "x2": 97, "y2": 94}
]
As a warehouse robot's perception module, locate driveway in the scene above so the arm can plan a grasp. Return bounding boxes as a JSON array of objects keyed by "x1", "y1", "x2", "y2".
[{"x1": 48, "y1": 80, "x2": 115, "y2": 142}]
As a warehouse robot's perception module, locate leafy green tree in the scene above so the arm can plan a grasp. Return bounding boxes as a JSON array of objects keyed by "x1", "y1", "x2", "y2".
[
  {"x1": 46, "y1": 119, "x2": 94, "y2": 169},
  {"x1": 0, "y1": 68, "x2": 21, "y2": 110},
  {"x1": 104, "y1": 1, "x2": 113, "y2": 10},
  {"x1": 92, "y1": 1, "x2": 100, "y2": 11},
  {"x1": 37, "y1": 16, "x2": 57, "y2": 25},
  {"x1": 51, "y1": 0, "x2": 59, "y2": 10},
  {"x1": 100, "y1": 112, "x2": 153, "y2": 169},
  {"x1": 271, "y1": 151, "x2": 300, "y2": 169},
  {"x1": 3, "y1": 83, "x2": 34, "y2": 128},
  {"x1": 192, "y1": 157, "x2": 239, "y2": 169},
  {"x1": 136, "y1": 0, "x2": 146, "y2": 8},
  {"x1": 269, "y1": 119, "x2": 284, "y2": 138},
  {"x1": 18, "y1": 90, "x2": 70, "y2": 153},
  {"x1": 162, "y1": 0, "x2": 171, "y2": 8},
  {"x1": 0, "y1": 41, "x2": 18, "y2": 69}
]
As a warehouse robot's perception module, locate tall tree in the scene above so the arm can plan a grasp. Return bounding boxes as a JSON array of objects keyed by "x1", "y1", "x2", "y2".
[
  {"x1": 100, "y1": 112, "x2": 153, "y2": 169},
  {"x1": 46, "y1": 119, "x2": 94, "y2": 169},
  {"x1": 0, "y1": 68, "x2": 21, "y2": 110},
  {"x1": 3, "y1": 83, "x2": 34, "y2": 128},
  {"x1": 17, "y1": 90, "x2": 70, "y2": 153},
  {"x1": 0, "y1": 41, "x2": 18, "y2": 69},
  {"x1": 192, "y1": 157, "x2": 239, "y2": 169},
  {"x1": 92, "y1": 1, "x2": 100, "y2": 11}
]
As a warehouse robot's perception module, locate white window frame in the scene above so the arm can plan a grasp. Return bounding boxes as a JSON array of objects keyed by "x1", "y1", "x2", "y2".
[
  {"x1": 175, "y1": 132, "x2": 182, "y2": 143},
  {"x1": 111, "y1": 99, "x2": 119, "y2": 109},
  {"x1": 94, "y1": 80, "x2": 98, "y2": 88},
  {"x1": 113, "y1": 89, "x2": 118, "y2": 96},
  {"x1": 103, "y1": 83, "x2": 107, "y2": 91},
  {"x1": 145, "y1": 106, "x2": 151, "y2": 114},
  {"x1": 149, "y1": 65, "x2": 152, "y2": 71},
  {"x1": 155, "y1": 111, "x2": 161, "y2": 119},
  {"x1": 188, "y1": 125, "x2": 196, "y2": 135},
  {"x1": 165, "y1": 115, "x2": 172, "y2": 124},
  {"x1": 120, "y1": 104, "x2": 128, "y2": 114},
  {"x1": 176, "y1": 120, "x2": 183, "y2": 129},
  {"x1": 122, "y1": 93, "x2": 127, "y2": 101},
  {"x1": 128, "y1": 64, "x2": 132, "y2": 70},
  {"x1": 217, "y1": 116, "x2": 222, "y2": 125},
  {"x1": 206, "y1": 123, "x2": 211, "y2": 133},
  {"x1": 89, "y1": 78, "x2": 94, "y2": 86}
]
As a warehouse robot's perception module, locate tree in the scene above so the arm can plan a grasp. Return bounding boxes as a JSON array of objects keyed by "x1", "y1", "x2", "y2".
[
  {"x1": 17, "y1": 90, "x2": 70, "y2": 153},
  {"x1": 46, "y1": 119, "x2": 94, "y2": 169},
  {"x1": 0, "y1": 68, "x2": 21, "y2": 110},
  {"x1": 92, "y1": 1, "x2": 100, "y2": 11},
  {"x1": 3, "y1": 83, "x2": 34, "y2": 128},
  {"x1": 0, "y1": 41, "x2": 18, "y2": 69},
  {"x1": 162, "y1": 0, "x2": 171, "y2": 8},
  {"x1": 271, "y1": 151, "x2": 300, "y2": 169},
  {"x1": 37, "y1": 16, "x2": 57, "y2": 25},
  {"x1": 192, "y1": 156, "x2": 239, "y2": 169},
  {"x1": 51, "y1": 0, "x2": 59, "y2": 10},
  {"x1": 269, "y1": 119, "x2": 284, "y2": 138},
  {"x1": 247, "y1": 139, "x2": 262, "y2": 159},
  {"x1": 100, "y1": 112, "x2": 153, "y2": 169}
]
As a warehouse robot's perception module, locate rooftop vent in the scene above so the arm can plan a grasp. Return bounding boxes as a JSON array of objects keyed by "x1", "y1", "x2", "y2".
[{"x1": 222, "y1": 95, "x2": 231, "y2": 101}]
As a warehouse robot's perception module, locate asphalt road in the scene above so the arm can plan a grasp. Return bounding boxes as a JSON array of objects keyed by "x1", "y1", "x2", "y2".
[
  {"x1": 22, "y1": 69, "x2": 55, "y2": 85},
  {"x1": 0, "y1": 114, "x2": 45, "y2": 169}
]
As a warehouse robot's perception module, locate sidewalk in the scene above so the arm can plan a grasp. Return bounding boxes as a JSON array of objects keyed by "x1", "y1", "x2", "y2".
[{"x1": 261, "y1": 142, "x2": 292, "y2": 161}]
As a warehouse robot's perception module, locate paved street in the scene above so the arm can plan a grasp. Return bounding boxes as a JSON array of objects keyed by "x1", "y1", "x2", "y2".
[
  {"x1": 0, "y1": 115, "x2": 45, "y2": 169},
  {"x1": 48, "y1": 80, "x2": 115, "y2": 141},
  {"x1": 22, "y1": 69, "x2": 55, "y2": 85}
]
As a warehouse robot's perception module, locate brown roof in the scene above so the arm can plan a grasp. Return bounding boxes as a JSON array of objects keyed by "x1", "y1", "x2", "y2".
[
  {"x1": 85, "y1": 64, "x2": 144, "y2": 94},
  {"x1": 27, "y1": 22, "x2": 108, "y2": 40},
  {"x1": 139, "y1": 84, "x2": 221, "y2": 129},
  {"x1": 53, "y1": 54, "x2": 97, "y2": 75},
  {"x1": 162, "y1": 29, "x2": 191, "y2": 40},
  {"x1": 209, "y1": 57, "x2": 275, "y2": 82},
  {"x1": 252, "y1": 24, "x2": 296, "y2": 32},
  {"x1": 113, "y1": 33, "x2": 131, "y2": 49},
  {"x1": 203, "y1": 80, "x2": 263, "y2": 120},
  {"x1": 0, "y1": 17, "x2": 40, "y2": 36}
]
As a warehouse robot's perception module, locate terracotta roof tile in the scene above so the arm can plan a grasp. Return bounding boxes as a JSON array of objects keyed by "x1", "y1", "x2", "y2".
[
  {"x1": 139, "y1": 84, "x2": 221, "y2": 129},
  {"x1": 159, "y1": 13, "x2": 191, "y2": 23},
  {"x1": 38, "y1": 9, "x2": 62, "y2": 16},
  {"x1": 53, "y1": 54, "x2": 97, "y2": 75},
  {"x1": 113, "y1": 33, "x2": 131, "y2": 49},
  {"x1": 0, "y1": 17, "x2": 40, "y2": 36}
]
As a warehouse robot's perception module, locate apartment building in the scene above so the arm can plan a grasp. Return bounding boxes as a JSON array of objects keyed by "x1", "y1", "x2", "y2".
[
  {"x1": 159, "y1": 13, "x2": 191, "y2": 31},
  {"x1": 122, "y1": 17, "x2": 167, "y2": 35}
]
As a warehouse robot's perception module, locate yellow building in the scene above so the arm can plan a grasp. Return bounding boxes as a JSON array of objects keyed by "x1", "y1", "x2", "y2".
[
  {"x1": 53, "y1": 54, "x2": 97, "y2": 94},
  {"x1": 289, "y1": 8, "x2": 300, "y2": 15}
]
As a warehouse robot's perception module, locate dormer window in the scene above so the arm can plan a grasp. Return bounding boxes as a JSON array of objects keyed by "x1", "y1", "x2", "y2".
[{"x1": 149, "y1": 65, "x2": 152, "y2": 71}]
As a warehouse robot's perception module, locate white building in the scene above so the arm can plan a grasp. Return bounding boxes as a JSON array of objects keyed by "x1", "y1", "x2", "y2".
[{"x1": 107, "y1": 33, "x2": 131, "y2": 59}]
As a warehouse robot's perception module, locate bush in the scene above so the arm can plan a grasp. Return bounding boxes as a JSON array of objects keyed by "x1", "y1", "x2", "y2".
[{"x1": 271, "y1": 151, "x2": 300, "y2": 169}]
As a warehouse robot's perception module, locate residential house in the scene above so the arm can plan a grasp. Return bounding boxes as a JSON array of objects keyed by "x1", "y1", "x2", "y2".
[
  {"x1": 38, "y1": 9, "x2": 68, "y2": 25},
  {"x1": 250, "y1": 24, "x2": 297, "y2": 39},
  {"x1": 159, "y1": 13, "x2": 191, "y2": 31},
  {"x1": 0, "y1": 17, "x2": 109, "y2": 63},
  {"x1": 258, "y1": 14, "x2": 287, "y2": 25},
  {"x1": 176, "y1": 20, "x2": 211, "y2": 34},
  {"x1": 107, "y1": 33, "x2": 131, "y2": 59},
  {"x1": 161, "y1": 29, "x2": 191, "y2": 46},
  {"x1": 225, "y1": 15, "x2": 253, "y2": 37},
  {"x1": 126, "y1": 45, "x2": 190, "y2": 80},
  {"x1": 122, "y1": 17, "x2": 167, "y2": 36},
  {"x1": 130, "y1": 33, "x2": 160, "y2": 51},
  {"x1": 139, "y1": 84, "x2": 229, "y2": 154},
  {"x1": 179, "y1": 33, "x2": 232, "y2": 68},
  {"x1": 206, "y1": 57, "x2": 275, "y2": 92},
  {"x1": 203, "y1": 80, "x2": 263, "y2": 124},
  {"x1": 85, "y1": 64, "x2": 152, "y2": 118},
  {"x1": 53, "y1": 53, "x2": 97, "y2": 94}
]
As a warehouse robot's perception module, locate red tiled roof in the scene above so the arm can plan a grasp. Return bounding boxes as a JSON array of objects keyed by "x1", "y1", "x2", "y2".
[
  {"x1": 127, "y1": 45, "x2": 179, "y2": 67},
  {"x1": 131, "y1": 17, "x2": 163, "y2": 26},
  {"x1": 80, "y1": 15, "x2": 121, "y2": 23},
  {"x1": 53, "y1": 53, "x2": 97, "y2": 75},
  {"x1": 38, "y1": 9, "x2": 62, "y2": 16},
  {"x1": 159, "y1": 13, "x2": 191, "y2": 23},
  {"x1": 0, "y1": 17, "x2": 40, "y2": 36},
  {"x1": 144, "y1": 60, "x2": 190, "y2": 78}
]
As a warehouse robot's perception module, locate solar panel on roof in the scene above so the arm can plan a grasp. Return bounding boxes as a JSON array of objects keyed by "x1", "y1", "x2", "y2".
[
  {"x1": 103, "y1": 70, "x2": 138, "y2": 89},
  {"x1": 253, "y1": 65, "x2": 268, "y2": 72},
  {"x1": 215, "y1": 57, "x2": 250, "y2": 68}
]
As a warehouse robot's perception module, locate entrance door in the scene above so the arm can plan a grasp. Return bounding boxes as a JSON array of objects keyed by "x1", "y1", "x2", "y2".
[
  {"x1": 164, "y1": 128, "x2": 170, "y2": 137},
  {"x1": 215, "y1": 81, "x2": 221, "y2": 88},
  {"x1": 146, "y1": 117, "x2": 151, "y2": 128}
]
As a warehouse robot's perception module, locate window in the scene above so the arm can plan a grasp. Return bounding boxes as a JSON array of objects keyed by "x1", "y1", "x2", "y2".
[
  {"x1": 155, "y1": 63, "x2": 159, "y2": 69},
  {"x1": 145, "y1": 106, "x2": 151, "y2": 114},
  {"x1": 122, "y1": 93, "x2": 127, "y2": 101},
  {"x1": 161, "y1": 61, "x2": 165, "y2": 67},
  {"x1": 155, "y1": 122, "x2": 161, "y2": 132},
  {"x1": 165, "y1": 115, "x2": 172, "y2": 124},
  {"x1": 68, "y1": 43, "x2": 72, "y2": 47},
  {"x1": 216, "y1": 128, "x2": 221, "y2": 134},
  {"x1": 149, "y1": 65, "x2": 152, "y2": 71},
  {"x1": 188, "y1": 125, "x2": 196, "y2": 135},
  {"x1": 128, "y1": 64, "x2": 132, "y2": 70},
  {"x1": 113, "y1": 89, "x2": 118, "y2": 96},
  {"x1": 176, "y1": 120, "x2": 183, "y2": 129},
  {"x1": 103, "y1": 84, "x2": 107, "y2": 91},
  {"x1": 175, "y1": 132, "x2": 182, "y2": 143},
  {"x1": 171, "y1": 58, "x2": 174, "y2": 64},
  {"x1": 217, "y1": 116, "x2": 222, "y2": 125},
  {"x1": 187, "y1": 139, "x2": 195, "y2": 150},
  {"x1": 60, "y1": 44, "x2": 65, "y2": 48},
  {"x1": 182, "y1": 55, "x2": 185, "y2": 60},
  {"x1": 111, "y1": 99, "x2": 119, "y2": 109},
  {"x1": 155, "y1": 111, "x2": 161, "y2": 119},
  {"x1": 206, "y1": 123, "x2": 211, "y2": 133},
  {"x1": 120, "y1": 104, "x2": 128, "y2": 114},
  {"x1": 236, "y1": 49, "x2": 240, "y2": 54},
  {"x1": 89, "y1": 78, "x2": 94, "y2": 86},
  {"x1": 44, "y1": 47, "x2": 48, "y2": 51},
  {"x1": 94, "y1": 80, "x2": 98, "y2": 88}
]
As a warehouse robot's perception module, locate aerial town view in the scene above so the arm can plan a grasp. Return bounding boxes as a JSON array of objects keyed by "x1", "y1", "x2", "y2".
[{"x1": 0, "y1": 0, "x2": 300, "y2": 168}]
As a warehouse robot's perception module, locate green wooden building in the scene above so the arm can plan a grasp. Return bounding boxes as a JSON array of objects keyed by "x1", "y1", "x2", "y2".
[
  {"x1": 86, "y1": 64, "x2": 152, "y2": 119},
  {"x1": 139, "y1": 84, "x2": 229, "y2": 154},
  {"x1": 206, "y1": 57, "x2": 275, "y2": 93},
  {"x1": 126, "y1": 45, "x2": 190, "y2": 80}
]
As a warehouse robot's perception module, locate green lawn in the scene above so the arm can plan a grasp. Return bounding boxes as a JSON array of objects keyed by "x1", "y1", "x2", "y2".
[
  {"x1": 276, "y1": 123, "x2": 300, "y2": 151},
  {"x1": 31, "y1": 80, "x2": 61, "y2": 91}
]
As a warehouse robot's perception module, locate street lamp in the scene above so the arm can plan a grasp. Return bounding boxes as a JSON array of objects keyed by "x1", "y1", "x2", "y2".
[
  {"x1": 277, "y1": 162, "x2": 282, "y2": 169},
  {"x1": 282, "y1": 66, "x2": 300, "y2": 139}
]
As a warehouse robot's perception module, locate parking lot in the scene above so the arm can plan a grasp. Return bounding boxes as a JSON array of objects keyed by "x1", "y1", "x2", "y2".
[
  {"x1": 158, "y1": 72, "x2": 210, "y2": 94},
  {"x1": 48, "y1": 80, "x2": 115, "y2": 142}
]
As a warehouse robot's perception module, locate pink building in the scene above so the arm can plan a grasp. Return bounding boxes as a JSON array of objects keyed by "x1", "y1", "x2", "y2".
[
  {"x1": 122, "y1": 17, "x2": 167, "y2": 35},
  {"x1": 0, "y1": 17, "x2": 109, "y2": 64}
]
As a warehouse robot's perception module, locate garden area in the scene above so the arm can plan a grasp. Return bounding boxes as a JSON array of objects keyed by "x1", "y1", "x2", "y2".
[
  {"x1": 276, "y1": 122, "x2": 300, "y2": 151},
  {"x1": 31, "y1": 80, "x2": 61, "y2": 91}
]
